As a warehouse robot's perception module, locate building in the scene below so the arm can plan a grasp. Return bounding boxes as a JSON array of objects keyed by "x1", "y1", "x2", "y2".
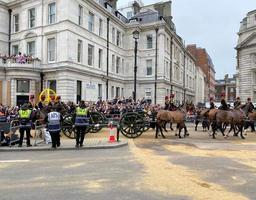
[
  {"x1": 187, "y1": 44, "x2": 216, "y2": 102},
  {"x1": 0, "y1": 0, "x2": 198, "y2": 106},
  {"x1": 215, "y1": 74, "x2": 236, "y2": 102},
  {"x1": 195, "y1": 66, "x2": 205, "y2": 104},
  {"x1": 236, "y1": 10, "x2": 256, "y2": 102}
]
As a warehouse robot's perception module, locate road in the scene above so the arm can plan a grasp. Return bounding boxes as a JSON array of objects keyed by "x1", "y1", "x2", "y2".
[{"x1": 0, "y1": 125, "x2": 256, "y2": 200}]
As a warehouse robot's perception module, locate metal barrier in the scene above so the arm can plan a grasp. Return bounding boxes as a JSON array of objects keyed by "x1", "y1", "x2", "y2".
[{"x1": 34, "y1": 119, "x2": 46, "y2": 146}]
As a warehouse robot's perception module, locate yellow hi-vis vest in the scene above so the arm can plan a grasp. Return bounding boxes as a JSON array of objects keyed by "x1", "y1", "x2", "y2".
[
  {"x1": 76, "y1": 107, "x2": 88, "y2": 116},
  {"x1": 19, "y1": 110, "x2": 32, "y2": 119}
]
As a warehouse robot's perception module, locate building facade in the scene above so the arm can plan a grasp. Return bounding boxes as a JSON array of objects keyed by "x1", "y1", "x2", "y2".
[
  {"x1": 236, "y1": 10, "x2": 256, "y2": 102},
  {"x1": 215, "y1": 74, "x2": 236, "y2": 102},
  {"x1": 187, "y1": 44, "x2": 216, "y2": 102},
  {"x1": 0, "y1": 0, "x2": 199, "y2": 106}
]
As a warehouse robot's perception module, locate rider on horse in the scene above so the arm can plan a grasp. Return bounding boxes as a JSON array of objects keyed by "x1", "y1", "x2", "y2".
[
  {"x1": 219, "y1": 94, "x2": 229, "y2": 110},
  {"x1": 245, "y1": 97, "x2": 254, "y2": 115},
  {"x1": 234, "y1": 96, "x2": 241, "y2": 109},
  {"x1": 209, "y1": 97, "x2": 215, "y2": 109},
  {"x1": 169, "y1": 94, "x2": 177, "y2": 111},
  {"x1": 164, "y1": 96, "x2": 169, "y2": 110}
]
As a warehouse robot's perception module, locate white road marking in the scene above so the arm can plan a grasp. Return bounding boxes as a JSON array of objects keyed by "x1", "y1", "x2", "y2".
[{"x1": 0, "y1": 160, "x2": 30, "y2": 163}]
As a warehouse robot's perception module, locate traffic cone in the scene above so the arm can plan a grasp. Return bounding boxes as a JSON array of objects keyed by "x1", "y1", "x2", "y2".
[{"x1": 108, "y1": 122, "x2": 116, "y2": 143}]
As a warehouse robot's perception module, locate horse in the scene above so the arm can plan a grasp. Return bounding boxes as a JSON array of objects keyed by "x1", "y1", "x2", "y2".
[
  {"x1": 155, "y1": 104, "x2": 189, "y2": 139},
  {"x1": 195, "y1": 108, "x2": 210, "y2": 132}
]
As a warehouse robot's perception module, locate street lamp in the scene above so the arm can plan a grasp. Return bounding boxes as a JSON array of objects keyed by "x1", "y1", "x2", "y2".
[{"x1": 133, "y1": 30, "x2": 140, "y2": 102}]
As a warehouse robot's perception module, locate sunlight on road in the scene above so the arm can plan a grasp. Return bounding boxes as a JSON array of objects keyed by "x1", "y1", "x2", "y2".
[{"x1": 130, "y1": 140, "x2": 248, "y2": 200}]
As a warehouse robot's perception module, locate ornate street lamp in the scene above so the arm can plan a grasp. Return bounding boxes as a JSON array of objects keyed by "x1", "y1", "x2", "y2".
[{"x1": 133, "y1": 30, "x2": 140, "y2": 102}]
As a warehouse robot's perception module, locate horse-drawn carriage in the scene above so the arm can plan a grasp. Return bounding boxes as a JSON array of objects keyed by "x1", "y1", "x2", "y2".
[{"x1": 61, "y1": 111, "x2": 156, "y2": 139}]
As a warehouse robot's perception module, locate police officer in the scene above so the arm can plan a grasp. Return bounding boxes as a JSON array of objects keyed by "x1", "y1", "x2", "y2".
[
  {"x1": 234, "y1": 97, "x2": 241, "y2": 109},
  {"x1": 219, "y1": 94, "x2": 229, "y2": 110},
  {"x1": 45, "y1": 106, "x2": 62, "y2": 149},
  {"x1": 18, "y1": 104, "x2": 32, "y2": 147},
  {"x1": 75, "y1": 100, "x2": 89, "y2": 148},
  {"x1": 209, "y1": 97, "x2": 215, "y2": 109}
]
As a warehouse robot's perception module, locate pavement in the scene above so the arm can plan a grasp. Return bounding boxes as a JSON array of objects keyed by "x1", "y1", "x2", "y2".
[{"x1": 0, "y1": 128, "x2": 128, "y2": 152}]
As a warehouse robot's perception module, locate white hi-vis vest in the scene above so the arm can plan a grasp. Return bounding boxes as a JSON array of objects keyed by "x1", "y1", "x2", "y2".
[{"x1": 48, "y1": 112, "x2": 61, "y2": 132}]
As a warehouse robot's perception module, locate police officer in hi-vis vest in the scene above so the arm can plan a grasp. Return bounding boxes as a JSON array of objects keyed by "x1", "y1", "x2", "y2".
[
  {"x1": 18, "y1": 104, "x2": 32, "y2": 147},
  {"x1": 75, "y1": 100, "x2": 89, "y2": 148},
  {"x1": 45, "y1": 106, "x2": 63, "y2": 149}
]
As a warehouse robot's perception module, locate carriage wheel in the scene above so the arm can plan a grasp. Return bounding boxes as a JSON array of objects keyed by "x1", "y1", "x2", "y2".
[
  {"x1": 61, "y1": 114, "x2": 76, "y2": 139},
  {"x1": 119, "y1": 113, "x2": 144, "y2": 138},
  {"x1": 89, "y1": 112, "x2": 105, "y2": 133}
]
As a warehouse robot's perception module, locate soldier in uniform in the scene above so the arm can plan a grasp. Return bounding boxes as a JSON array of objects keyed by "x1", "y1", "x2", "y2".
[
  {"x1": 18, "y1": 104, "x2": 32, "y2": 147},
  {"x1": 74, "y1": 100, "x2": 89, "y2": 148},
  {"x1": 219, "y1": 94, "x2": 229, "y2": 110},
  {"x1": 209, "y1": 97, "x2": 215, "y2": 109},
  {"x1": 169, "y1": 94, "x2": 176, "y2": 111},
  {"x1": 45, "y1": 106, "x2": 63, "y2": 149},
  {"x1": 246, "y1": 97, "x2": 254, "y2": 114},
  {"x1": 234, "y1": 97, "x2": 241, "y2": 109},
  {"x1": 164, "y1": 96, "x2": 169, "y2": 110}
]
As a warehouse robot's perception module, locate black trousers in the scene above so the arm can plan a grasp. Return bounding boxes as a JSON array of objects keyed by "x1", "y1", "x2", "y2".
[
  {"x1": 49, "y1": 131, "x2": 60, "y2": 148},
  {"x1": 19, "y1": 128, "x2": 31, "y2": 146},
  {"x1": 76, "y1": 126, "x2": 87, "y2": 146}
]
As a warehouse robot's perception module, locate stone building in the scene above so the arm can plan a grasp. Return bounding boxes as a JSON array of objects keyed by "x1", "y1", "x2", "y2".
[
  {"x1": 215, "y1": 74, "x2": 236, "y2": 102},
  {"x1": 187, "y1": 44, "x2": 216, "y2": 101},
  {"x1": 236, "y1": 10, "x2": 256, "y2": 102},
  {"x1": 0, "y1": 0, "x2": 199, "y2": 106}
]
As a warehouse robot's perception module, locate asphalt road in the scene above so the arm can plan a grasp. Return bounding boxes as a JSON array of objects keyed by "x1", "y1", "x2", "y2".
[{"x1": 0, "y1": 125, "x2": 256, "y2": 200}]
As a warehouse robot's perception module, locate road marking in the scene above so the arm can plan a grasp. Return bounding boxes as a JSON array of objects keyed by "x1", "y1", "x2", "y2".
[{"x1": 0, "y1": 160, "x2": 30, "y2": 163}]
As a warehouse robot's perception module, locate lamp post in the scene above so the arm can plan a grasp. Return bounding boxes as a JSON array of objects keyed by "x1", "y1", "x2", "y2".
[{"x1": 133, "y1": 30, "x2": 139, "y2": 102}]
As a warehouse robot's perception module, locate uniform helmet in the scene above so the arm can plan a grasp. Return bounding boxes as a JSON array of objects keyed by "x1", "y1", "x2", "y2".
[
  {"x1": 221, "y1": 93, "x2": 225, "y2": 97},
  {"x1": 247, "y1": 97, "x2": 251, "y2": 101},
  {"x1": 170, "y1": 94, "x2": 175, "y2": 98},
  {"x1": 165, "y1": 96, "x2": 169, "y2": 100},
  {"x1": 236, "y1": 97, "x2": 240, "y2": 100}
]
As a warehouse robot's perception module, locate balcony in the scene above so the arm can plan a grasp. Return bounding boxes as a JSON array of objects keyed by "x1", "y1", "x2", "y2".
[{"x1": 0, "y1": 57, "x2": 41, "y2": 70}]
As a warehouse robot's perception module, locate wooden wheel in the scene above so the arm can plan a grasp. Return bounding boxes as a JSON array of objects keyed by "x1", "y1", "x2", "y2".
[
  {"x1": 61, "y1": 114, "x2": 76, "y2": 139},
  {"x1": 119, "y1": 112, "x2": 144, "y2": 138},
  {"x1": 89, "y1": 112, "x2": 105, "y2": 133}
]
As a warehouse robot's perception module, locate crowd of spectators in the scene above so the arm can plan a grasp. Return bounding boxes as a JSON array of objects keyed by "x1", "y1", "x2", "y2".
[{"x1": 0, "y1": 52, "x2": 40, "y2": 64}]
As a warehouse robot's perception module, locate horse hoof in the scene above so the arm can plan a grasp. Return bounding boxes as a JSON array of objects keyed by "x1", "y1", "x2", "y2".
[
  {"x1": 179, "y1": 137, "x2": 182, "y2": 139},
  {"x1": 241, "y1": 137, "x2": 245, "y2": 139},
  {"x1": 175, "y1": 134, "x2": 178, "y2": 136}
]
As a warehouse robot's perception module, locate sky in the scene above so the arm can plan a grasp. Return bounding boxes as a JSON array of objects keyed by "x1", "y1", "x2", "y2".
[{"x1": 118, "y1": 0, "x2": 256, "y2": 79}]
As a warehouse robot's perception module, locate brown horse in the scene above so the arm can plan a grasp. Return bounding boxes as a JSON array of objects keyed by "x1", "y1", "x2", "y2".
[
  {"x1": 156, "y1": 110, "x2": 188, "y2": 139},
  {"x1": 226, "y1": 109, "x2": 246, "y2": 139}
]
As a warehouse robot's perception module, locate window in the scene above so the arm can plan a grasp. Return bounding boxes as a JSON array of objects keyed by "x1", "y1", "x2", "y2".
[
  {"x1": 116, "y1": 30, "x2": 121, "y2": 46},
  {"x1": 77, "y1": 40, "x2": 82, "y2": 63},
  {"x1": 98, "y1": 49, "x2": 103, "y2": 68},
  {"x1": 28, "y1": 8, "x2": 36, "y2": 28},
  {"x1": 48, "y1": 2, "x2": 56, "y2": 24},
  {"x1": 88, "y1": 12, "x2": 94, "y2": 32},
  {"x1": 88, "y1": 44, "x2": 94, "y2": 66},
  {"x1": 27, "y1": 41, "x2": 35, "y2": 57},
  {"x1": 12, "y1": 45, "x2": 19, "y2": 55},
  {"x1": 112, "y1": 55, "x2": 115, "y2": 72},
  {"x1": 77, "y1": 80, "x2": 82, "y2": 104},
  {"x1": 98, "y1": 84, "x2": 102, "y2": 99},
  {"x1": 13, "y1": 14, "x2": 19, "y2": 32},
  {"x1": 116, "y1": 87, "x2": 120, "y2": 98},
  {"x1": 111, "y1": 86, "x2": 114, "y2": 99},
  {"x1": 48, "y1": 38, "x2": 56, "y2": 62},
  {"x1": 17, "y1": 80, "x2": 30, "y2": 93},
  {"x1": 99, "y1": 19, "x2": 103, "y2": 36},
  {"x1": 78, "y1": 5, "x2": 83, "y2": 26},
  {"x1": 147, "y1": 35, "x2": 153, "y2": 49},
  {"x1": 112, "y1": 28, "x2": 115, "y2": 44},
  {"x1": 146, "y1": 60, "x2": 153, "y2": 76},
  {"x1": 121, "y1": 88, "x2": 124, "y2": 97},
  {"x1": 116, "y1": 57, "x2": 120, "y2": 74},
  {"x1": 127, "y1": 11, "x2": 133, "y2": 19},
  {"x1": 48, "y1": 80, "x2": 56, "y2": 92},
  {"x1": 145, "y1": 88, "x2": 152, "y2": 99}
]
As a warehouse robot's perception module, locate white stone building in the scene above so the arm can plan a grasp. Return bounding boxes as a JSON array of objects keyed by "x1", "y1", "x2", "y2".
[
  {"x1": 236, "y1": 9, "x2": 256, "y2": 102},
  {"x1": 0, "y1": 0, "x2": 200, "y2": 106}
]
